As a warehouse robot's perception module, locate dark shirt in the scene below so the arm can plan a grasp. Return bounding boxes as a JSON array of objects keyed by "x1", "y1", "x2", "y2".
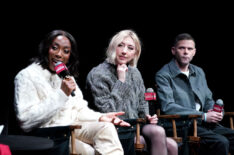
[{"x1": 155, "y1": 59, "x2": 214, "y2": 115}]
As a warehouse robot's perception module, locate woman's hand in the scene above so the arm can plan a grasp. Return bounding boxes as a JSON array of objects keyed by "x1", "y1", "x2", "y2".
[
  {"x1": 117, "y1": 64, "x2": 128, "y2": 82},
  {"x1": 60, "y1": 77, "x2": 76, "y2": 96},
  {"x1": 99, "y1": 112, "x2": 130, "y2": 127},
  {"x1": 146, "y1": 114, "x2": 158, "y2": 124}
]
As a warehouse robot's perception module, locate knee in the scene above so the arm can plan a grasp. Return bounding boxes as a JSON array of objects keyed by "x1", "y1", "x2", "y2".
[
  {"x1": 152, "y1": 125, "x2": 166, "y2": 137},
  {"x1": 100, "y1": 122, "x2": 116, "y2": 133},
  {"x1": 168, "y1": 138, "x2": 178, "y2": 148},
  {"x1": 142, "y1": 124, "x2": 166, "y2": 139},
  {"x1": 219, "y1": 136, "x2": 229, "y2": 148},
  {"x1": 167, "y1": 138, "x2": 178, "y2": 153},
  {"x1": 134, "y1": 136, "x2": 146, "y2": 144},
  {"x1": 209, "y1": 136, "x2": 229, "y2": 154}
]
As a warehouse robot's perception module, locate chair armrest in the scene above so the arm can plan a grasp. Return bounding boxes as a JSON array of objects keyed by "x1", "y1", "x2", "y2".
[
  {"x1": 136, "y1": 118, "x2": 147, "y2": 124},
  {"x1": 225, "y1": 112, "x2": 234, "y2": 116},
  {"x1": 158, "y1": 114, "x2": 201, "y2": 143},
  {"x1": 158, "y1": 114, "x2": 181, "y2": 119},
  {"x1": 158, "y1": 114, "x2": 201, "y2": 119},
  {"x1": 69, "y1": 125, "x2": 82, "y2": 130}
]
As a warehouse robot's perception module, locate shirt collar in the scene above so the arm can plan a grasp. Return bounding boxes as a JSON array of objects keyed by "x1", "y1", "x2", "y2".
[{"x1": 169, "y1": 58, "x2": 196, "y2": 78}]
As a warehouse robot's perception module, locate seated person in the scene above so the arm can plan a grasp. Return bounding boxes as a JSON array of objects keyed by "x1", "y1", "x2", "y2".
[
  {"x1": 86, "y1": 29, "x2": 178, "y2": 155},
  {"x1": 14, "y1": 29, "x2": 130, "y2": 155},
  {"x1": 155, "y1": 33, "x2": 234, "y2": 155}
]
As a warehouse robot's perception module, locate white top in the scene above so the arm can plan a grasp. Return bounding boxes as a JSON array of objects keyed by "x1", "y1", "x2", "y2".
[
  {"x1": 181, "y1": 70, "x2": 201, "y2": 111},
  {"x1": 181, "y1": 70, "x2": 189, "y2": 77}
]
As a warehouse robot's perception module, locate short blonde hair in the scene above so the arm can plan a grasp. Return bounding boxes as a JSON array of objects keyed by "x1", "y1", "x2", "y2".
[{"x1": 106, "y1": 29, "x2": 141, "y2": 67}]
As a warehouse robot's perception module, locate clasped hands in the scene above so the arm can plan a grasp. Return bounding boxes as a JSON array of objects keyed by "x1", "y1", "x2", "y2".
[{"x1": 146, "y1": 114, "x2": 158, "y2": 124}]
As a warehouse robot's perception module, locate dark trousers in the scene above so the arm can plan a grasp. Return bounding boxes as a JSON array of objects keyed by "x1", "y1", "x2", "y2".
[{"x1": 197, "y1": 123, "x2": 234, "y2": 155}]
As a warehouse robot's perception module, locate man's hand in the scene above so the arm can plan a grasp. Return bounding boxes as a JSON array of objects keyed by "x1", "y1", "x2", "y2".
[
  {"x1": 99, "y1": 112, "x2": 130, "y2": 127},
  {"x1": 206, "y1": 109, "x2": 223, "y2": 123}
]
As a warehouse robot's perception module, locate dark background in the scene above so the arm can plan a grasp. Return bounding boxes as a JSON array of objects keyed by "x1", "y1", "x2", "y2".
[{"x1": 2, "y1": 3, "x2": 234, "y2": 133}]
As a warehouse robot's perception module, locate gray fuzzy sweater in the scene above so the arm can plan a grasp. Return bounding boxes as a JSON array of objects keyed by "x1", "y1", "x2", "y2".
[{"x1": 86, "y1": 61, "x2": 149, "y2": 119}]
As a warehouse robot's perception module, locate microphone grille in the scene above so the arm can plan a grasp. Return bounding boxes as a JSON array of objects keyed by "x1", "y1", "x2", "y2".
[
  {"x1": 216, "y1": 99, "x2": 224, "y2": 105},
  {"x1": 55, "y1": 61, "x2": 62, "y2": 66},
  {"x1": 146, "y1": 88, "x2": 154, "y2": 93}
]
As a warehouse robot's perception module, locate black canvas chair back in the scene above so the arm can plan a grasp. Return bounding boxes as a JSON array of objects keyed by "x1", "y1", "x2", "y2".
[{"x1": 25, "y1": 126, "x2": 71, "y2": 155}]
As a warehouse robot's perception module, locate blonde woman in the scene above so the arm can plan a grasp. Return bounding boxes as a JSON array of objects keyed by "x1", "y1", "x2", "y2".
[{"x1": 86, "y1": 29, "x2": 178, "y2": 155}]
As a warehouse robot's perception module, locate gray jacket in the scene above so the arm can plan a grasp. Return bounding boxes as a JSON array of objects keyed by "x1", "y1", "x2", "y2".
[{"x1": 155, "y1": 59, "x2": 214, "y2": 115}]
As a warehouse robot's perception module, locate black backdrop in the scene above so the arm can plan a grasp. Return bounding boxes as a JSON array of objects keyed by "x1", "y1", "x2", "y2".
[{"x1": 2, "y1": 3, "x2": 234, "y2": 133}]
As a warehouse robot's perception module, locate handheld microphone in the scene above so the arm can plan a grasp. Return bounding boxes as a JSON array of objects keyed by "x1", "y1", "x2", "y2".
[
  {"x1": 213, "y1": 99, "x2": 224, "y2": 113},
  {"x1": 144, "y1": 88, "x2": 156, "y2": 116},
  {"x1": 54, "y1": 62, "x2": 75, "y2": 97}
]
